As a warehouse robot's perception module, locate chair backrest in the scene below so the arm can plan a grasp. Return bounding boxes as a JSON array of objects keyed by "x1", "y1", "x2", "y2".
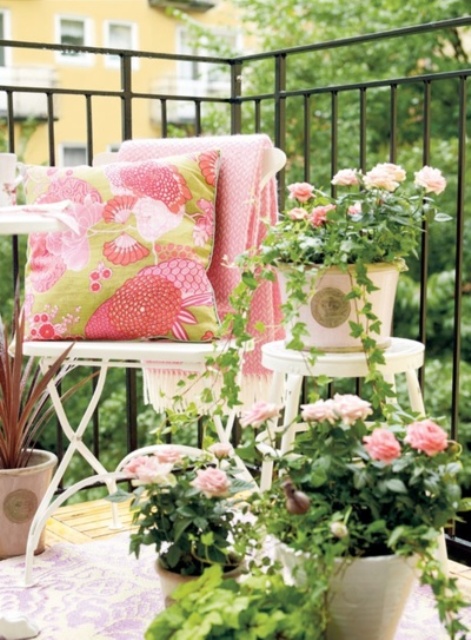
[{"x1": 112, "y1": 134, "x2": 286, "y2": 407}]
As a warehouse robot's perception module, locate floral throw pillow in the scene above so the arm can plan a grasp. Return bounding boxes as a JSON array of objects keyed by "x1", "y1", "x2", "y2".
[{"x1": 22, "y1": 151, "x2": 221, "y2": 342}]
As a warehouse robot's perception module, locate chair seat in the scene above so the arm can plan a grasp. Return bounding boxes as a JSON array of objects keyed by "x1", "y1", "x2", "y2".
[{"x1": 22, "y1": 339, "x2": 230, "y2": 370}]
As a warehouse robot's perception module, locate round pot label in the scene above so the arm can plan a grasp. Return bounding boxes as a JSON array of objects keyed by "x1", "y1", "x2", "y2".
[
  {"x1": 3, "y1": 489, "x2": 38, "y2": 524},
  {"x1": 310, "y1": 287, "x2": 351, "y2": 328}
]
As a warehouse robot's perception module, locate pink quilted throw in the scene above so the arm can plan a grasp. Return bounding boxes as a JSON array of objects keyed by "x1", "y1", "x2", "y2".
[{"x1": 118, "y1": 134, "x2": 285, "y2": 408}]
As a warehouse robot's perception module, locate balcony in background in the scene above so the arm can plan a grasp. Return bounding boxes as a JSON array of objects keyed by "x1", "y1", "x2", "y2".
[
  {"x1": 148, "y1": 0, "x2": 218, "y2": 11},
  {"x1": 0, "y1": 65, "x2": 58, "y2": 120}
]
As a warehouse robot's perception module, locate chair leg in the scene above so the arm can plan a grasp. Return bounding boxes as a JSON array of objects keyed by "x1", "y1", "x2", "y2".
[
  {"x1": 279, "y1": 374, "x2": 304, "y2": 455},
  {"x1": 405, "y1": 369, "x2": 426, "y2": 415}
]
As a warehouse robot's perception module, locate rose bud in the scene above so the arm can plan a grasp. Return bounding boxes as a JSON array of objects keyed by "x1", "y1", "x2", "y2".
[{"x1": 282, "y1": 478, "x2": 311, "y2": 515}]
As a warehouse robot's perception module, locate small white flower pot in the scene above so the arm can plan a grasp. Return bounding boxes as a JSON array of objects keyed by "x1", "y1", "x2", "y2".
[{"x1": 277, "y1": 263, "x2": 400, "y2": 352}]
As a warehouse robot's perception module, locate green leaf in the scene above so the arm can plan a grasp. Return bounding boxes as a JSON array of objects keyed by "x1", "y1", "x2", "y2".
[
  {"x1": 173, "y1": 518, "x2": 193, "y2": 542},
  {"x1": 385, "y1": 479, "x2": 408, "y2": 494}
]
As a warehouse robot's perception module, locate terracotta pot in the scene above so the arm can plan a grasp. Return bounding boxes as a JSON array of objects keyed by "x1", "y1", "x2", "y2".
[
  {"x1": 155, "y1": 557, "x2": 246, "y2": 607},
  {"x1": 275, "y1": 541, "x2": 418, "y2": 640},
  {"x1": 277, "y1": 263, "x2": 400, "y2": 352},
  {"x1": 0, "y1": 449, "x2": 58, "y2": 559}
]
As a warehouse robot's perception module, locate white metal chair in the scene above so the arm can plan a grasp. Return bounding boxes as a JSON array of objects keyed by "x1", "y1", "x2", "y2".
[{"x1": 21, "y1": 135, "x2": 286, "y2": 584}]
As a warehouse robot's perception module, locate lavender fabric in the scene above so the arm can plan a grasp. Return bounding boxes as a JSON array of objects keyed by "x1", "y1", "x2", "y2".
[{"x1": 0, "y1": 533, "x2": 468, "y2": 639}]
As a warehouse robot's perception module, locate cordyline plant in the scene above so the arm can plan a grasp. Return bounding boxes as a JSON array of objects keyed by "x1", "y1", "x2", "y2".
[{"x1": 0, "y1": 306, "x2": 73, "y2": 469}]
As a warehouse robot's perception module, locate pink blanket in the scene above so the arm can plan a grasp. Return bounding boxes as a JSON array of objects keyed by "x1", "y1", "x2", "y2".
[{"x1": 118, "y1": 134, "x2": 284, "y2": 409}]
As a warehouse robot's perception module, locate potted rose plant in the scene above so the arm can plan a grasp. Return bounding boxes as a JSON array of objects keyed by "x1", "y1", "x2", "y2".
[
  {"x1": 241, "y1": 394, "x2": 471, "y2": 640},
  {"x1": 224, "y1": 163, "x2": 450, "y2": 409},
  {"x1": 108, "y1": 443, "x2": 256, "y2": 604},
  {"x1": 259, "y1": 163, "x2": 448, "y2": 345}
]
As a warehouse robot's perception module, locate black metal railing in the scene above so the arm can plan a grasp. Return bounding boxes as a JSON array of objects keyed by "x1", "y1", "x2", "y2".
[{"x1": 1, "y1": 16, "x2": 470, "y2": 558}]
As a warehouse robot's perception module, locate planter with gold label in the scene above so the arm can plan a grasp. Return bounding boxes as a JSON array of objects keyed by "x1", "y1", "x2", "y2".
[
  {"x1": 0, "y1": 449, "x2": 57, "y2": 559},
  {"x1": 277, "y1": 263, "x2": 400, "y2": 352}
]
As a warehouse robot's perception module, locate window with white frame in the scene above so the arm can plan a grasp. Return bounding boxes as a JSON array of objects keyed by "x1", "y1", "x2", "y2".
[
  {"x1": 55, "y1": 16, "x2": 93, "y2": 65},
  {"x1": 104, "y1": 21, "x2": 139, "y2": 70},
  {"x1": 61, "y1": 144, "x2": 87, "y2": 167},
  {"x1": 177, "y1": 28, "x2": 241, "y2": 89}
]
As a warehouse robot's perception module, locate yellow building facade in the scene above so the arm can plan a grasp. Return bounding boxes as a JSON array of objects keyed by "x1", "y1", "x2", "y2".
[{"x1": 0, "y1": 0, "x2": 243, "y2": 165}]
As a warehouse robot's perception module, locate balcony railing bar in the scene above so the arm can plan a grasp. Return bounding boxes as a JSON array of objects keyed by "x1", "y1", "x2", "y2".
[
  {"x1": 236, "y1": 68, "x2": 471, "y2": 103},
  {"x1": 85, "y1": 95, "x2": 94, "y2": 167},
  {"x1": 0, "y1": 39, "x2": 234, "y2": 66},
  {"x1": 389, "y1": 84, "x2": 398, "y2": 163},
  {"x1": 418, "y1": 81, "x2": 432, "y2": 390},
  {"x1": 230, "y1": 16, "x2": 471, "y2": 63},
  {"x1": 254, "y1": 99, "x2": 261, "y2": 133},
  {"x1": 1, "y1": 16, "x2": 470, "y2": 67},
  {"x1": 331, "y1": 91, "x2": 338, "y2": 183},
  {"x1": 274, "y1": 54, "x2": 286, "y2": 203},
  {"x1": 359, "y1": 88, "x2": 367, "y2": 171},
  {"x1": 303, "y1": 94, "x2": 311, "y2": 182},
  {"x1": 195, "y1": 100, "x2": 202, "y2": 135},
  {"x1": 46, "y1": 93, "x2": 56, "y2": 164},
  {"x1": 451, "y1": 76, "x2": 468, "y2": 441},
  {"x1": 3, "y1": 70, "x2": 468, "y2": 115},
  {"x1": 230, "y1": 60, "x2": 242, "y2": 134},
  {"x1": 121, "y1": 55, "x2": 133, "y2": 141},
  {"x1": 160, "y1": 99, "x2": 168, "y2": 137}
]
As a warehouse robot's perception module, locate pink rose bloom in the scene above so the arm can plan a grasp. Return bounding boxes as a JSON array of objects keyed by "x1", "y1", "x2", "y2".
[
  {"x1": 208, "y1": 442, "x2": 234, "y2": 459},
  {"x1": 286, "y1": 207, "x2": 308, "y2": 221},
  {"x1": 348, "y1": 201, "x2": 362, "y2": 216},
  {"x1": 123, "y1": 455, "x2": 152, "y2": 477},
  {"x1": 332, "y1": 394, "x2": 373, "y2": 425},
  {"x1": 124, "y1": 457, "x2": 175, "y2": 485},
  {"x1": 154, "y1": 446, "x2": 183, "y2": 464},
  {"x1": 192, "y1": 467, "x2": 231, "y2": 497},
  {"x1": 287, "y1": 182, "x2": 315, "y2": 203},
  {"x1": 364, "y1": 163, "x2": 405, "y2": 192},
  {"x1": 239, "y1": 401, "x2": 282, "y2": 428},
  {"x1": 301, "y1": 399, "x2": 337, "y2": 424},
  {"x1": 405, "y1": 420, "x2": 448, "y2": 456},
  {"x1": 414, "y1": 166, "x2": 447, "y2": 195},
  {"x1": 363, "y1": 428, "x2": 401, "y2": 464},
  {"x1": 309, "y1": 204, "x2": 335, "y2": 227},
  {"x1": 380, "y1": 163, "x2": 407, "y2": 183},
  {"x1": 331, "y1": 169, "x2": 359, "y2": 187}
]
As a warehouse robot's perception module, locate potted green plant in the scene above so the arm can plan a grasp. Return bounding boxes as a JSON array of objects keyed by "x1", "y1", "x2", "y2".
[
  {"x1": 241, "y1": 394, "x2": 471, "y2": 640},
  {"x1": 0, "y1": 306, "x2": 73, "y2": 558},
  {"x1": 145, "y1": 564, "x2": 316, "y2": 640},
  {"x1": 109, "y1": 443, "x2": 256, "y2": 604}
]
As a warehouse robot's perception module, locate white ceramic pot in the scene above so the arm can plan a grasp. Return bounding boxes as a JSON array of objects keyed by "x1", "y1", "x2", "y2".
[
  {"x1": 275, "y1": 541, "x2": 418, "y2": 640},
  {"x1": 277, "y1": 263, "x2": 400, "y2": 352},
  {"x1": 327, "y1": 553, "x2": 418, "y2": 640},
  {"x1": 0, "y1": 449, "x2": 58, "y2": 559}
]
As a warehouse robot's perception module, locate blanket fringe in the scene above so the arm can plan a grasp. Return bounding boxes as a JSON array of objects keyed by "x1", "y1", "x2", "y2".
[{"x1": 143, "y1": 369, "x2": 277, "y2": 415}]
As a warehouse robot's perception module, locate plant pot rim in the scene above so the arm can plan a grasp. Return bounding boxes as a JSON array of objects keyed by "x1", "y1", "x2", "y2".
[
  {"x1": 0, "y1": 449, "x2": 58, "y2": 476},
  {"x1": 156, "y1": 554, "x2": 246, "y2": 579},
  {"x1": 276, "y1": 540, "x2": 418, "y2": 564},
  {"x1": 276, "y1": 261, "x2": 403, "y2": 274}
]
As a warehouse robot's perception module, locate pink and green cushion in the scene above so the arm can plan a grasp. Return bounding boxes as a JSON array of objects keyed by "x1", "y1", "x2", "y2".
[{"x1": 23, "y1": 150, "x2": 221, "y2": 342}]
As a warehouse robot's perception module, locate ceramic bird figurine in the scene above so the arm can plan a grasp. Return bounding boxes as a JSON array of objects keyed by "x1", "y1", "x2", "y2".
[{"x1": 282, "y1": 478, "x2": 311, "y2": 515}]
